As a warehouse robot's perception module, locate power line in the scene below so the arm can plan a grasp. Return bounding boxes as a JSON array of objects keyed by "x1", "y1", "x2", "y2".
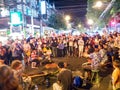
[
  {"x1": 54, "y1": 0, "x2": 87, "y2": 3},
  {"x1": 51, "y1": 0, "x2": 87, "y2": 18},
  {"x1": 56, "y1": 5, "x2": 87, "y2": 9},
  {"x1": 58, "y1": 8, "x2": 86, "y2": 11}
]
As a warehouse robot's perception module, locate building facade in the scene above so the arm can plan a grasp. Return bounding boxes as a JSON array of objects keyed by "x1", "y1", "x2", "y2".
[{"x1": 0, "y1": 0, "x2": 56, "y2": 37}]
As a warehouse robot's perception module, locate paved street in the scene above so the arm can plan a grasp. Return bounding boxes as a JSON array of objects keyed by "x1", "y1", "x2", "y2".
[
  {"x1": 24, "y1": 56, "x2": 113, "y2": 90},
  {"x1": 0, "y1": 0, "x2": 120, "y2": 90}
]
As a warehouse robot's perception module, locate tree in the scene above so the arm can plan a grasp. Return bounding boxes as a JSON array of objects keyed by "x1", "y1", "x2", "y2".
[
  {"x1": 87, "y1": 0, "x2": 120, "y2": 29},
  {"x1": 110, "y1": 0, "x2": 120, "y2": 15},
  {"x1": 86, "y1": 0, "x2": 103, "y2": 20},
  {"x1": 47, "y1": 13, "x2": 67, "y2": 30},
  {"x1": 72, "y1": 17, "x2": 81, "y2": 28},
  {"x1": 72, "y1": 17, "x2": 85, "y2": 33}
]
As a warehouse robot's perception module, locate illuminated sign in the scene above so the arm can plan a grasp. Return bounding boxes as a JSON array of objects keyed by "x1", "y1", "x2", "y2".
[
  {"x1": 10, "y1": 11, "x2": 22, "y2": 25},
  {"x1": 41, "y1": 1, "x2": 47, "y2": 15}
]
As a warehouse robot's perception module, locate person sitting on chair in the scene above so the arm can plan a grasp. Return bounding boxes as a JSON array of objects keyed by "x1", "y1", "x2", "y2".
[{"x1": 30, "y1": 49, "x2": 40, "y2": 68}]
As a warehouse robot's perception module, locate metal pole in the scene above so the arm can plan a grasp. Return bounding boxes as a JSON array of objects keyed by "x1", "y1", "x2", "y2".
[
  {"x1": 115, "y1": 16, "x2": 117, "y2": 31},
  {"x1": 99, "y1": 0, "x2": 116, "y2": 20},
  {"x1": 31, "y1": 7, "x2": 34, "y2": 35},
  {"x1": 94, "y1": 0, "x2": 116, "y2": 31},
  {"x1": 40, "y1": 0, "x2": 43, "y2": 38},
  {"x1": 22, "y1": 0, "x2": 25, "y2": 30},
  {"x1": 40, "y1": 15, "x2": 43, "y2": 38},
  {"x1": 30, "y1": 0, "x2": 34, "y2": 35}
]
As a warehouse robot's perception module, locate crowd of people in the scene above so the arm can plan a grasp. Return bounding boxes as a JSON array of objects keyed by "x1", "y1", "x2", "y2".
[{"x1": 0, "y1": 31, "x2": 120, "y2": 90}]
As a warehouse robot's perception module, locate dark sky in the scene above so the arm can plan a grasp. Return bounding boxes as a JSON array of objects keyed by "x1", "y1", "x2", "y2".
[{"x1": 49, "y1": 0, "x2": 87, "y2": 21}]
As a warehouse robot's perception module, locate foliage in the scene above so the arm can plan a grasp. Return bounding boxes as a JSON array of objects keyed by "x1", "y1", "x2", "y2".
[
  {"x1": 72, "y1": 17, "x2": 85, "y2": 33},
  {"x1": 86, "y1": 0, "x2": 120, "y2": 28},
  {"x1": 86, "y1": 0, "x2": 106, "y2": 28},
  {"x1": 110, "y1": 0, "x2": 120, "y2": 15},
  {"x1": 73, "y1": 17, "x2": 81, "y2": 27},
  {"x1": 47, "y1": 13, "x2": 67, "y2": 30}
]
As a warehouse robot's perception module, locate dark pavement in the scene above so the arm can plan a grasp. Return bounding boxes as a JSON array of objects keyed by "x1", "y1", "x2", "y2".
[{"x1": 24, "y1": 56, "x2": 113, "y2": 90}]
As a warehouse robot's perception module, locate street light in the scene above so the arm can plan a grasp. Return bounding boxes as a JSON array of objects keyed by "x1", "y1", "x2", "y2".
[
  {"x1": 94, "y1": 1, "x2": 103, "y2": 8},
  {"x1": 92, "y1": 0, "x2": 116, "y2": 33},
  {"x1": 65, "y1": 15, "x2": 71, "y2": 29},
  {"x1": 87, "y1": 19, "x2": 94, "y2": 25},
  {"x1": 78, "y1": 24, "x2": 81, "y2": 28},
  {"x1": 65, "y1": 15, "x2": 71, "y2": 22}
]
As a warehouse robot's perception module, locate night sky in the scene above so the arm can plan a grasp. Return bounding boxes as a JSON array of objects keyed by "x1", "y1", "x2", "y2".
[{"x1": 49, "y1": 0, "x2": 87, "y2": 21}]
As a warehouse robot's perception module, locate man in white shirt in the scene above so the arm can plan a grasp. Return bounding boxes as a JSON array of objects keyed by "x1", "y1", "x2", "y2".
[{"x1": 78, "y1": 37, "x2": 84, "y2": 57}]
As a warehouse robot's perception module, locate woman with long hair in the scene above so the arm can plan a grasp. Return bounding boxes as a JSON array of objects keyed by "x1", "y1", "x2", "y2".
[{"x1": 0, "y1": 65, "x2": 22, "y2": 90}]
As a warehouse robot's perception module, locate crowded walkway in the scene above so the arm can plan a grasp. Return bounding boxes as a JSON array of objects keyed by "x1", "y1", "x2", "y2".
[{"x1": 0, "y1": 31, "x2": 120, "y2": 90}]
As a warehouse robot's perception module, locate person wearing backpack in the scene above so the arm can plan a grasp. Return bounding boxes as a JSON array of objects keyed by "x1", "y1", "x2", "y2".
[{"x1": 53, "y1": 62, "x2": 73, "y2": 90}]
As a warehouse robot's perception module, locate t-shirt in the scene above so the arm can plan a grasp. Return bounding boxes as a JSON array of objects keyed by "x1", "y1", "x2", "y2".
[
  {"x1": 78, "y1": 39, "x2": 84, "y2": 46},
  {"x1": 43, "y1": 47, "x2": 47, "y2": 53},
  {"x1": 69, "y1": 41, "x2": 73, "y2": 47},
  {"x1": 112, "y1": 68, "x2": 120, "y2": 90},
  {"x1": 90, "y1": 52, "x2": 101, "y2": 70}
]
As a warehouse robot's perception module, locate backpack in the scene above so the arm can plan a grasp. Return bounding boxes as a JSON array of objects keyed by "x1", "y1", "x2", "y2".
[{"x1": 73, "y1": 76, "x2": 83, "y2": 88}]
